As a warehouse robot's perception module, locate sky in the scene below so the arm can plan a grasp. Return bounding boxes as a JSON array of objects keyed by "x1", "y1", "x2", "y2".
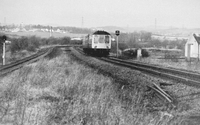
[{"x1": 0, "y1": 0, "x2": 200, "y2": 28}]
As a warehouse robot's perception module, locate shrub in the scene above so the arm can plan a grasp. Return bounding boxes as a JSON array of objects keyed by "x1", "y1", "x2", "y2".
[
  {"x1": 60, "y1": 37, "x2": 71, "y2": 45},
  {"x1": 26, "y1": 45, "x2": 36, "y2": 52},
  {"x1": 111, "y1": 42, "x2": 128, "y2": 53},
  {"x1": 9, "y1": 36, "x2": 40, "y2": 53},
  {"x1": 28, "y1": 36, "x2": 40, "y2": 48},
  {"x1": 122, "y1": 48, "x2": 137, "y2": 58},
  {"x1": 141, "y1": 49, "x2": 149, "y2": 57},
  {"x1": 10, "y1": 38, "x2": 21, "y2": 53},
  {"x1": 46, "y1": 37, "x2": 58, "y2": 45},
  {"x1": 18, "y1": 36, "x2": 29, "y2": 50}
]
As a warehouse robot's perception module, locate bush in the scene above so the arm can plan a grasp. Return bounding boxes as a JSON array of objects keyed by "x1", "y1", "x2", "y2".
[
  {"x1": 111, "y1": 42, "x2": 128, "y2": 53},
  {"x1": 27, "y1": 45, "x2": 36, "y2": 52},
  {"x1": 60, "y1": 37, "x2": 70, "y2": 45},
  {"x1": 28, "y1": 36, "x2": 40, "y2": 48},
  {"x1": 8, "y1": 35, "x2": 81, "y2": 54},
  {"x1": 122, "y1": 48, "x2": 137, "y2": 58},
  {"x1": 9, "y1": 36, "x2": 41, "y2": 53},
  {"x1": 141, "y1": 49, "x2": 149, "y2": 57},
  {"x1": 46, "y1": 37, "x2": 57, "y2": 45},
  {"x1": 19, "y1": 37, "x2": 29, "y2": 50},
  {"x1": 10, "y1": 38, "x2": 21, "y2": 53}
]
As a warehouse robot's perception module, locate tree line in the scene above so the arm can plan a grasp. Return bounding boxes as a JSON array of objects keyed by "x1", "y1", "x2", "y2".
[
  {"x1": 0, "y1": 36, "x2": 80, "y2": 54},
  {"x1": 0, "y1": 31, "x2": 187, "y2": 56},
  {"x1": 114, "y1": 31, "x2": 186, "y2": 50}
]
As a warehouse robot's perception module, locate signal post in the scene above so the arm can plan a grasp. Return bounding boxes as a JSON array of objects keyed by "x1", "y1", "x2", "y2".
[
  {"x1": 1, "y1": 35, "x2": 7, "y2": 65},
  {"x1": 115, "y1": 30, "x2": 120, "y2": 57},
  {"x1": 1, "y1": 35, "x2": 10, "y2": 65}
]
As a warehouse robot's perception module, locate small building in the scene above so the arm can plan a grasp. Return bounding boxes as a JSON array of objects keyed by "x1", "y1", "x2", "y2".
[{"x1": 185, "y1": 33, "x2": 200, "y2": 60}]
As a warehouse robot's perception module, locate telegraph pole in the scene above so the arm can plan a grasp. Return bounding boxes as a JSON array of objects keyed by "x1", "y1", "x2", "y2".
[
  {"x1": 4, "y1": 17, "x2": 6, "y2": 25},
  {"x1": 82, "y1": 17, "x2": 84, "y2": 28},
  {"x1": 115, "y1": 30, "x2": 120, "y2": 58},
  {"x1": 155, "y1": 18, "x2": 157, "y2": 30},
  {"x1": 4, "y1": 17, "x2": 6, "y2": 31}
]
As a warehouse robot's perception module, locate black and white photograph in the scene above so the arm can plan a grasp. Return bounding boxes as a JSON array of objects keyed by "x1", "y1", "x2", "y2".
[{"x1": 0, "y1": 0, "x2": 200, "y2": 124}]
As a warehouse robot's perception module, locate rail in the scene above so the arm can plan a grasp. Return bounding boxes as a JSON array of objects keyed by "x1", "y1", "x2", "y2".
[
  {"x1": 73, "y1": 47, "x2": 174, "y2": 103},
  {"x1": 101, "y1": 57, "x2": 200, "y2": 87},
  {"x1": 0, "y1": 47, "x2": 53, "y2": 76}
]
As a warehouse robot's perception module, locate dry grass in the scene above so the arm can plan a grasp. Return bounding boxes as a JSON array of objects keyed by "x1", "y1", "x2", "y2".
[
  {"x1": 139, "y1": 57, "x2": 200, "y2": 73},
  {"x1": 133, "y1": 51, "x2": 200, "y2": 73},
  {"x1": 0, "y1": 50, "x2": 35, "y2": 66},
  {"x1": 0, "y1": 49, "x2": 197, "y2": 125}
]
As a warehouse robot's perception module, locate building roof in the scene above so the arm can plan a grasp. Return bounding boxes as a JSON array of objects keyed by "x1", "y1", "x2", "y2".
[
  {"x1": 193, "y1": 34, "x2": 200, "y2": 44},
  {"x1": 93, "y1": 30, "x2": 110, "y2": 35}
]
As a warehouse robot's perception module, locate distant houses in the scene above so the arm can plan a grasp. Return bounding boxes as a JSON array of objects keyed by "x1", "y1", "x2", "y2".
[
  {"x1": 1, "y1": 26, "x2": 68, "y2": 34},
  {"x1": 11, "y1": 28, "x2": 20, "y2": 32}
]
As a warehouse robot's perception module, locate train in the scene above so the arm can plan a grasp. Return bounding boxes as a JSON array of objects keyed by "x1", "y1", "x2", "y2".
[{"x1": 82, "y1": 30, "x2": 112, "y2": 56}]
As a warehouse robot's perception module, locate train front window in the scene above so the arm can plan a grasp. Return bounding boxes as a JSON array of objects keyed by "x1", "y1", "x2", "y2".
[
  {"x1": 99, "y1": 35, "x2": 104, "y2": 43},
  {"x1": 94, "y1": 35, "x2": 99, "y2": 43},
  {"x1": 105, "y1": 36, "x2": 109, "y2": 43}
]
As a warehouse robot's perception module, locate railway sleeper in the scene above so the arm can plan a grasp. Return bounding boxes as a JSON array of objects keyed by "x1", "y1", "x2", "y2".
[{"x1": 159, "y1": 82, "x2": 174, "y2": 86}]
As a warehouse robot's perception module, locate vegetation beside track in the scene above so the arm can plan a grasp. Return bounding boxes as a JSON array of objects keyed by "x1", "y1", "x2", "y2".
[
  {"x1": 71, "y1": 48, "x2": 200, "y2": 125},
  {"x1": 0, "y1": 48, "x2": 170, "y2": 124},
  {"x1": 0, "y1": 35, "x2": 82, "y2": 65},
  {"x1": 1, "y1": 48, "x2": 200, "y2": 124}
]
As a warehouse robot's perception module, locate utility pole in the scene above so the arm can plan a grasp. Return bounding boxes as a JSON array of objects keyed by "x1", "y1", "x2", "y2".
[
  {"x1": 115, "y1": 30, "x2": 120, "y2": 58},
  {"x1": 82, "y1": 17, "x2": 84, "y2": 28},
  {"x1": 4, "y1": 17, "x2": 6, "y2": 25},
  {"x1": 155, "y1": 18, "x2": 157, "y2": 30},
  {"x1": 4, "y1": 17, "x2": 6, "y2": 31}
]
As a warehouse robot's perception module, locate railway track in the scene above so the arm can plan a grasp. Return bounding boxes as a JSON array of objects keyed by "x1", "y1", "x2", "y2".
[
  {"x1": 100, "y1": 57, "x2": 200, "y2": 87},
  {"x1": 73, "y1": 47, "x2": 174, "y2": 103},
  {"x1": 100, "y1": 57, "x2": 177, "y2": 103},
  {"x1": 0, "y1": 47, "x2": 54, "y2": 76},
  {"x1": 75, "y1": 47, "x2": 200, "y2": 87}
]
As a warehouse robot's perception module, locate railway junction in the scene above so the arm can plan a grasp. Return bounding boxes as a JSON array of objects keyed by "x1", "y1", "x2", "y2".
[{"x1": 0, "y1": 45, "x2": 200, "y2": 124}]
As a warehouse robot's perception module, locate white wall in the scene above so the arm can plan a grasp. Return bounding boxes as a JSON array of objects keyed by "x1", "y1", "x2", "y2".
[{"x1": 185, "y1": 34, "x2": 200, "y2": 58}]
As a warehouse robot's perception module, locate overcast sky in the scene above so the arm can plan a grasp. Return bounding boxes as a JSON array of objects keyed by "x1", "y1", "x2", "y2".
[{"x1": 0, "y1": 0, "x2": 200, "y2": 28}]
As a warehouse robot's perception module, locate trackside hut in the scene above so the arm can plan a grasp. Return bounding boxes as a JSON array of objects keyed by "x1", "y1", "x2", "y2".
[{"x1": 185, "y1": 33, "x2": 200, "y2": 60}]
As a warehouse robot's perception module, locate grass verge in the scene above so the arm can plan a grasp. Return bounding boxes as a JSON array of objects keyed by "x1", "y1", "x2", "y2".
[{"x1": 0, "y1": 48, "x2": 196, "y2": 125}]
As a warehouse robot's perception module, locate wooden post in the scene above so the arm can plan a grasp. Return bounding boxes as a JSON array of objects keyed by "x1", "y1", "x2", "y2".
[
  {"x1": 115, "y1": 30, "x2": 120, "y2": 58},
  {"x1": 116, "y1": 36, "x2": 118, "y2": 57}
]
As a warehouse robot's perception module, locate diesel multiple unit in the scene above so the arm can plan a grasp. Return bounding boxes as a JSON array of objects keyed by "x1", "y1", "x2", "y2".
[{"x1": 83, "y1": 30, "x2": 111, "y2": 56}]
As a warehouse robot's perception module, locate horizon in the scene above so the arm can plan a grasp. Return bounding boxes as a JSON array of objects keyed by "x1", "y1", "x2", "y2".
[
  {"x1": 1, "y1": 0, "x2": 200, "y2": 29},
  {"x1": 2, "y1": 23, "x2": 199, "y2": 30}
]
